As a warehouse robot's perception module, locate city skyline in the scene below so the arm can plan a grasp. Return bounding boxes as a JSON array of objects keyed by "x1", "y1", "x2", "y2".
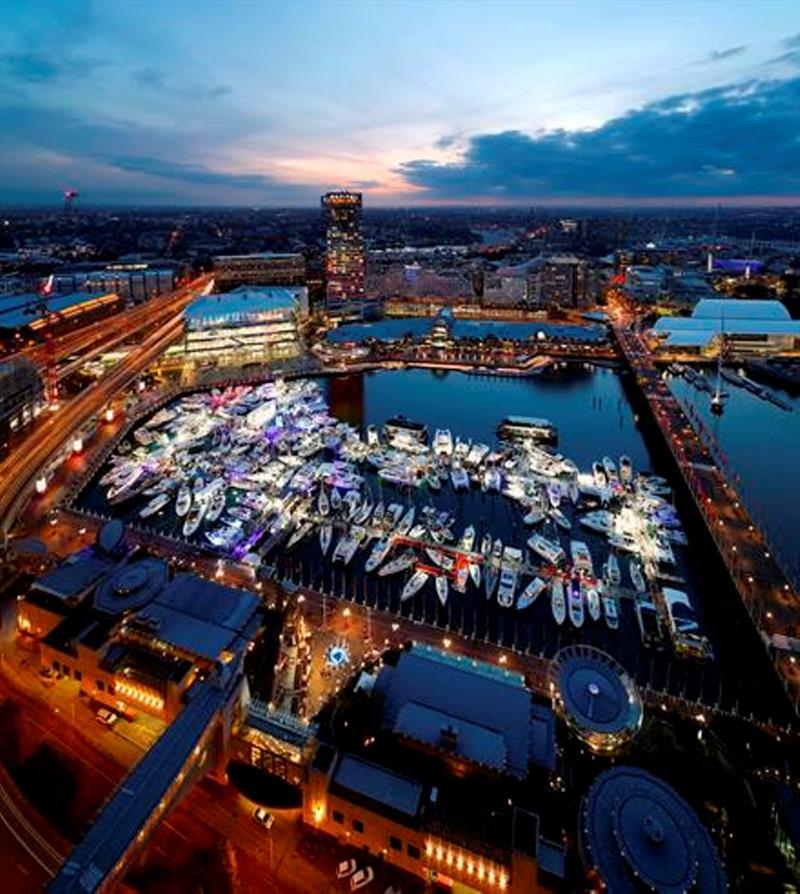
[{"x1": 1, "y1": 0, "x2": 798, "y2": 207}]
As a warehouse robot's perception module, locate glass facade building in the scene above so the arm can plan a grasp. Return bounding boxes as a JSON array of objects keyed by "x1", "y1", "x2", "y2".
[{"x1": 322, "y1": 191, "x2": 366, "y2": 313}]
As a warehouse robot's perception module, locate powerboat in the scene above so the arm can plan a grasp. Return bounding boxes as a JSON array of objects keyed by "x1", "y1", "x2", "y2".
[
  {"x1": 330, "y1": 488, "x2": 342, "y2": 511},
  {"x1": 619, "y1": 455, "x2": 633, "y2": 484},
  {"x1": 568, "y1": 577, "x2": 585, "y2": 628},
  {"x1": 318, "y1": 488, "x2": 330, "y2": 517},
  {"x1": 287, "y1": 521, "x2": 313, "y2": 549},
  {"x1": 378, "y1": 551, "x2": 417, "y2": 577},
  {"x1": 396, "y1": 506, "x2": 415, "y2": 537},
  {"x1": 206, "y1": 486, "x2": 227, "y2": 523},
  {"x1": 433, "y1": 429, "x2": 453, "y2": 456},
  {"x1": 183, "y1": 500, "x2": 207, "y2": 538},
  {"x1": 497, "y1": 565, "x2": 518, "y2": 609},
  {"x1": 436, "y1": 575, "x2": 449, "y2": 606},
  {"x1": 517, "y1": 577, "x2": 546, "y2": 610},
  {"x1": 483, "y1": 467, "x2": 502, "y2": 492},
  {"x1": 549, "y1": 508, "x2": 571, "y2": 531},
  {"x1": 527, "y1": 533, "x2": 565, "y2": 566},
  {"x1": 425, "y1": 547, "x2": 454, "y2": 572},
  {"x1": 604, "y1": 552, "x2": 622, "y2": 586},
  {"x1": 450, "y1": 466, "x2": 470, "y2": 491},
  {"x1": 592, "y1": 461, "x2": 607, "y2": 488},
  {"x1": 480, "y1": 533, "x2": 493, "y2": 557},
  {"x1": 140, "y1": 492, "x2": 169, "y2": 518},
  {"x1": 523, "y1": 506, "x2": 547, "y2": 526},
  {"x1": 551, "y1": 578, "x2": 566, "y2": 625},
  {"x1": 602, "y1": 456, "x2": 619, "y2": 484},
  {"x1": 570, "y1": 540, "x2": 594, "y2": 576},
  {"x1": 579, "y1": 510, "x2": 615, "y2": 536},
  {"x1": 469, "y1": 562, "x2": 481, "y2": 588},
  {"x1": 459, "y1": 525, "x2": 476, "y2": 552},
  {"x1": 408, "y1": 523, "x2": 426, "y2": 540},
  {"x1": 401, "y1": 569, "x2": 429, "y2": 601},
  {"x1": 319, "y1": 523, "x2": 333, "y2": 556},
  {"x1": 354, "y1": 499, "x2": 373, "y2": 525},
  {"x1": 365, "y1": 538, "x2": 392, "y2": 572},
  {"x1": 586, "y1": 586, "x2": 602, "y2": 622},
  {"x1": 629, "y1": 559, "x2": 647, "y2": 593},
  {"x1": 547, "y1": 482, "x2": 562, "y2": 509},
  {"x1": 602, "y1": 592, "x2": 620, "y2": 629},
  {"x1": 372, "y1": 501, "x2": 385, "y2": 525}
]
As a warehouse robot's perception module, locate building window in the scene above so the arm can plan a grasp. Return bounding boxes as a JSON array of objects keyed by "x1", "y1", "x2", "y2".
[
  {"x1": 407, "y1": 844, "x2": 420, "y2": 860},
  {"x1": 332, "y1": 811, "x2": 344, "y2": 825},
  {"x1": 352, "y1": 819, "x2": 364, "y2": 834},
  {"x1": 74, "y1": 670, "x2": 82, "y2": 681},
  {"x1": 97, "y1": 680, "x2": 105, "y2": 692},
  {"x1": 389, "y1": 836, "x2": 402, "y2": 852},
  {"x1": 62, "y1": 666, "x2": 70, "y2": 678},
  {"x1": 52, "y1": 660, "x2": 60, "y2": 672}
]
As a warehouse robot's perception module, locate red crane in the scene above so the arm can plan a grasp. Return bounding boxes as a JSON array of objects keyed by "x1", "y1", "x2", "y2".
[{"x1": 63, "y1": 188, "x2": 79, "y2": 215}]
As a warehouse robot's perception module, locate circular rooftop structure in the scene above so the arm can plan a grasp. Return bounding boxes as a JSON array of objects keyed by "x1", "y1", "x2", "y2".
[
  {"x1": 96, "y1": 519, "x2": 125, "y2": 555},
  {"x1": 581, "y1": 766, "x2": 727, "y2": 893},
  {"x1": 94, "y1": 558, "x2": 168, "y2": 614},
  {"x1": 551, "y1": 645, "x2": 643, "y2": 753}
]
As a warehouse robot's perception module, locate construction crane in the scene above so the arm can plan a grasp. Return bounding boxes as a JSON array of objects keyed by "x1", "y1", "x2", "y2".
[
  {"x1": 63, "y1": 188, "x2": 79, "y2": 215},
  {"x1": 36, "y1": 275, "x2": 59, "y2": 404}
]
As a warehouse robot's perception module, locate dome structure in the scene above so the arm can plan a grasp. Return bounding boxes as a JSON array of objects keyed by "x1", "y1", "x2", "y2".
[
  {"x1": 550, "y1": 645, "x2": 642, "y2": 752},
  {"x1": 581, "y1": 766, "x2": 727, "y2": 893}
]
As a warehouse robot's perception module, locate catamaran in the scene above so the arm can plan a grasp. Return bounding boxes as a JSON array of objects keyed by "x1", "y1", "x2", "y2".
[{"x1": 516, "y1": 577, "x2": 546, "y2": 610}]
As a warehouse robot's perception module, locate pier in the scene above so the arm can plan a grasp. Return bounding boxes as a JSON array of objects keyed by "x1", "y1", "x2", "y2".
[{"x1": 614, "y1": 318, "x2": 800, "y2": 716}]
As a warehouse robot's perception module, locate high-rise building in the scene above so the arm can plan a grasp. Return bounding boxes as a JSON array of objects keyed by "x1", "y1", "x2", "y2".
[{"x1": 322, "y1": 191, "x2": 366, "y2": 313}]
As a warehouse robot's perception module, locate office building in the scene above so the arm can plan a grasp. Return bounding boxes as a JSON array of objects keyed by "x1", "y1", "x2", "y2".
[
  {"x1": 0, "y1": 291, "x2": 121, "y2": 341},
  {"x1": 181, "y1": 286, "x2": 308, "y2": 364},
  {"x1": 532, "y1": 255, "x2": 592, "y2": 307},
  {"x1": 213, "y1": 253, "x2": 306, "y2": 290},
  {"x1": 0, "y1": 357, "x2": 43, "y2": 444},
  {"x1": 322, "y1": 192, "x2": 366, "y2": 314}
]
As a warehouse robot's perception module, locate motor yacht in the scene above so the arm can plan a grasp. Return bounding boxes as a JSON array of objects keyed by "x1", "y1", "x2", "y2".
[
  {"x1": 516, "y1": 577, "x2": 546, "y2": 610},
  {"x1": 365, "y1": 538, "x2": 392, "y2": 572},
  {"x1": 527, "y1": 533, "x2": 565, "y2": 566},
  {"x1": 140, "y1": 492, "x2": 169, "y2": 518},
  {"x1": 319, "y1": 523, "x2": 333, "y2": 556},
  {"x1": 629, "y1": 558, "x2": 647, "y2": 593},
  {"x1": 570, "y1": 540, "x2": 594, "y2": 576},
  {"x1": 602, "y1": 592, "x2": 620, "y2": 629},
  {"x1": 401, "y1": 569, "x2": 429, "y2": 601},
  {"x1": 436, "y1": 576, "x2": 449, "y2": 606},
  {"x1": 378, "y1": 551, "x2": 417, "y2": 577},
  {"x1": 568, "y1": 577, "x2": 585, "y2": 628},
  {"x1": 433, "y1": 429, "x2": 453, "y2": 456},
  {"x1": 604, "y1": 552, "x2": 621, "y2": 586},
  {"x1": 551, "y1": 578, "x2": 566, "y2": 625},
  {"x1": 586, "y1": 587, "x2": 602, "y2": 622}
]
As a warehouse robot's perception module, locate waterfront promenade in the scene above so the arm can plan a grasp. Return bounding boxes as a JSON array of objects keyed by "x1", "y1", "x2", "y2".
[{"x1": 613, "y1": 319, "x2": 800, "y2": 716}]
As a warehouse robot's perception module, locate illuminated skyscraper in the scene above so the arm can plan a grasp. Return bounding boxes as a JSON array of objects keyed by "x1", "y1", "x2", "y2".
[{"x1": 322, "y1": 191, "x2": 365, "y2": 313}]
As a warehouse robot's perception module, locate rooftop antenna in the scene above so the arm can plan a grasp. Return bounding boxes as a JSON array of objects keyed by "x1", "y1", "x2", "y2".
[{"x1": 63, "y1": 188, "x2": 79, "y2": 215}]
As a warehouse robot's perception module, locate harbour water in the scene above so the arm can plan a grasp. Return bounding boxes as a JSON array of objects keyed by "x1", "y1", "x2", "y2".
[
  {"x1": 667, "y1": 373, "x2": 800, "y2": 587},
  {"x1": 76, "y1": 365, "x2": 796, "y2": 723},
  {"x1": 325, "y1": 316, "x2": 606, "y2": 343}
]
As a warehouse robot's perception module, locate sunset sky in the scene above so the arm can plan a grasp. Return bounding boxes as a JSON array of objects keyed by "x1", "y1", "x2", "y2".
[{"x1": 1, "y1": 0, "x2": 798, "y2": 206}]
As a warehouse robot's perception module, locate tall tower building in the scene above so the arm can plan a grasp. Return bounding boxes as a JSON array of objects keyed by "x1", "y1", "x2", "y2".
[{"x1": 322, "y1": 191, "x2": 365, "y2": 314}]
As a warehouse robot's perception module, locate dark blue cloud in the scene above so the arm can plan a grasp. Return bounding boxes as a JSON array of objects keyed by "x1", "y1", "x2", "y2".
[
  {"x1": 105, "y1": 156, "x2": 277, "y2": 190},
  {"x1": 399, "y1": 78, "x2": 800, "y2": 200},
  {"x1": 1, "y1": 51, "x2": 103, "y2": 82},
  {"x1": 698, "y1": 45, "x2": 746, "y2": 64}
]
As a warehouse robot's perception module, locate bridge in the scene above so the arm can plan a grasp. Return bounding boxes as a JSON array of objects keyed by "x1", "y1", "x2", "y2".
[{"x1": 613, "y1": 317, "x2": 800, "y2": 716}]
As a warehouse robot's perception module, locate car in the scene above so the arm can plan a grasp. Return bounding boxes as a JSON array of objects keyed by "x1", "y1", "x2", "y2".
[
  {"x1": 350, "y1": 868, "x2": 374, "y2": 891},
  {"x1": 336, "y1": 859, "x2": 357, "y2": 879},
  {"x1": 253, "y1": 806, "x2": 275, "y2": 829},
  {"x1": 95, "y1": 708, "x2": 118, "y2": 727}
]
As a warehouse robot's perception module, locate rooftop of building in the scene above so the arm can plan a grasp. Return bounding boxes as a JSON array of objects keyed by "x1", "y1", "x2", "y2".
[
  {"x1": 373, "y1": 643, "x2": 556, "y2": 777},
  {"x1": 31, "y1": 550, "x2": 117, "y2": 604},
  {"x1": 186, "y1": 286, "x2": 305, "y2": 326},
  {"x1": 652, "y1": 299, "x2": 800, "y2": 346},
  {"x1": 94, "y1": 558, "x2": 169, "y2": 615},
  {"x1": 0, "y1": 291, "x2": 117, "y2": 329},
  {"x1": 213, "y1": 252, "x2": 303, "y2": 261},
  {"x1": 331, "y1": 753, "x2": 424, "y2": 821}
]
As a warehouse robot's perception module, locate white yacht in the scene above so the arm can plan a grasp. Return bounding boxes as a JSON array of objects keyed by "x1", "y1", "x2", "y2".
[
  {"x1": 549, "y1": 508, "x2": 571, "y2": 531},
  {"x1": 586, "y1": 587, "x2": 602, "y2": 622},
  {"x1": 287, "y1": 521, "x2": 313, "y2": 549},
  {"x1": 629, "y1": 559, "x2": 647, "y2": 593},
  {"x1": 433, "y1": 429, "x2": 454, "y2": 456},
  {"x1": 551, "y1": 578, "x2": 566, "y2": 625},
  {"x1": 469, "y1": 562, "x2": 481, "y2": 588},
  {"x1": 425, "y1": 548, "x2": 454, "y2": 572},
  {"x1": 523, "y1": 506, "x2": 547, "y2": 526},
  {"x1": 568, "y1": 577, "x2": 585, "y2": 628},
  {"x1": 483, "y1": 467, "x2": 502, "y2": 492},
  {"x1": 570, "y1": 540, "x2": 594, "y2": 577},
  {"x1": 602, "y1": 592, "x2": 620, "y2": 630},
  {"x1": 206, "y1": 486, "x2": 227, "y2": 523},
  {"x1": 401, "y1": 569, "x2": 429, "y2": 601},
  {"x1": 318, "y1": 488, "x2": 330, "y2": 517},
  {"x1": 435, "y1": 575, "x2": 449, "y2": 606},
  {"x1": 579, "y1": 510, "x2": 615, "y2": 536},
  {"x1": 497, "y1": 566, "x2": 518, "y2": 609},
  {"x1": 183, "y1": 500, "x2": 207, "y2": 538},
  {"x1": 140, "y1": 492, "x2": 169, "y2": 518},
  {"x1": 517, "y1": 577, "x2": 546, "y2": 610},
  {"x1": 459, "y1": 525, "x2": 476, "y2": 552},
  {"x1": 592, "y1": 461, "x2": 607, "y2": 488},
  {"x1": 396, "y1": 506, "x2": 416, "y2": 537},
  {"x1": 365, "y1": 538, "x2": 392, "y2": 573},
  {"x1": 450, "y1": 466, "x2": 470, "y2": 491},
  {"x1": 330, "y1": 488, "x2": 342, "y2": 511},
  {"x1": 378, "y1": 551, "x2": 417, "y2": 577},
  {"x1": 319, "y1": 523, "x2": 333, "y2": 556},
  {"x1": 527, "y1": 533, "x2": 565, "y2": 566},
  {"x1": 604, "y1": 552, "x2": 622, "y2": 586},
  {"x1": 619, "y1": 455, "x2": 633, "y2": 484}
]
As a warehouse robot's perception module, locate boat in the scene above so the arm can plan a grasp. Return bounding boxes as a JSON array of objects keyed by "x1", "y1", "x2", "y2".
[
  {"x1": 483, "y1": 467, "x2": 502, "y2": 492},
  {"x1": 450, "y1": 466, "x2": 470, "y2": 491},
  {"x1": 602, "y1": 456, "x2": 619, "y2": 484},
  {"x1": 551, "y1": 578, "x2": 566, "y2": 625},
  {"x1": 586, "y1": 587, "x2": 602, "y2": 622},
  {"x1": 182, "y1": 500, "x2": 207, "y2": 538},
  {"x1": 523, "y1": 506, "x2": 547, "y2": 526},
  {"x1": 604, "y1": 552, "x2": 622, "y2": 586},
  {"x1": 319, "y1": 523, "x2": 333, "y2": 556},
  {"x1": 635, "y1": 596, "x2": 665, "y2": 649},
  {"x1": 527, "y1": 533, "x2": 565, "y2": 566},
  {"x1": 287, "y1": 521, "x2": 313, "y2": 549},
  {"x1": 408, "y1": 523, "x2": 426, "y2": 539},
  {"x1": 330, "y1": 489, "x2": 342, "y2": 511},
  {"x1": 378, "y1": 551, "x2": 417, "y2": 577},
  {"x1": 385, "y1": 416, "x2": 428, "y2": 446},
  {"x1": 549, "y1": 508, "x2": 571, "y2": 530},
  {"x1": 469, "y1": 562, "x2": 481, "y2": 588},
  {"x1": 433, "y1": 429, "x2": 453, "y2": 456},
  {"x1": 570, "y1": 540, "x2": 594, "y2": 576},
  {"x1": 629, "y1": 558, "x2": 647, "y2": 593},
  {"x1": 592, "y1": 461, "x2": 607, "y2": 488},
  {"x1": 386, "y1": 503, "x2": 404, "y2": 527},
  {"x1": 480, "y1": 533, "x2": 493, "y2": 557},
  {"x1": 354, "y1": 499, "x2": 373, "y2": 525},
  {"x1": 568, "y1": 577, "x2": 585, "y2": 628},
  {"x1": 619, "y1": 455, "x2": 633, "y2": 484},
  {"x1": 401, "y1": 569, "x2": 429, "y2": 601},
  {"x1": 206, "y1": 486, "x2": 227, "y2": 523},
  {"x1": 372, "y1": 501, "x2": 385, "y2": 525},
  {"x1": 365, "y1": 538, "x2": 392, "y2": 572},
  {"x1": 140, "y1": 492, "x2": 169, "y2": 518},
  {"x1": 436, "y1": 576, "x2": 449, "y2": 606},
  {"x1": 497, "y1": 416, "x2": 557, "y2": 443},
  {"x1": 547, "y1": 482, "x2": 562, "y2": 509},
  {"x1": 579, "y1": 510, "x2": 615, "y2": 536},
  {"x1": 318, "y1": 488, "x2": 330, "y2": 517},
  {"x1": 459, "y1": 525, "x2": 476, "y2": 552},
  {"x1": 396, "y1": 506, "x2": 416, "y2": 537},
  {"x1": 517, "y1": 577, "x2": 547, "y2": 610},
  {"x1": 602, "y1": 593, "x2": 620, "y2": 630},
  {"x1": 497, "y1": 565, "x2": 518, "y2": 609},
  {"x1": 454, "y1": 562, "x2": 470, "y2": 593},
  {"x1": 425, "y1": 547, "x2": 454, "y2": 571}
]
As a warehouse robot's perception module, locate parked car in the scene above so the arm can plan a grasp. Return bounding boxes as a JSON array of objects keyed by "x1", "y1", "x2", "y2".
[
  {"x1": 253, "y1": 806, "x2": 275, "y2": 829},
  {"x1": 351, "y1": 868, "x2": 374, "y2": 891},
  {"x1": 95, "y1": 708, "x2": 118, "y2": 727},
  {"x1": 336, "y1": 859, "x2": 357, "y2": 879}
]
